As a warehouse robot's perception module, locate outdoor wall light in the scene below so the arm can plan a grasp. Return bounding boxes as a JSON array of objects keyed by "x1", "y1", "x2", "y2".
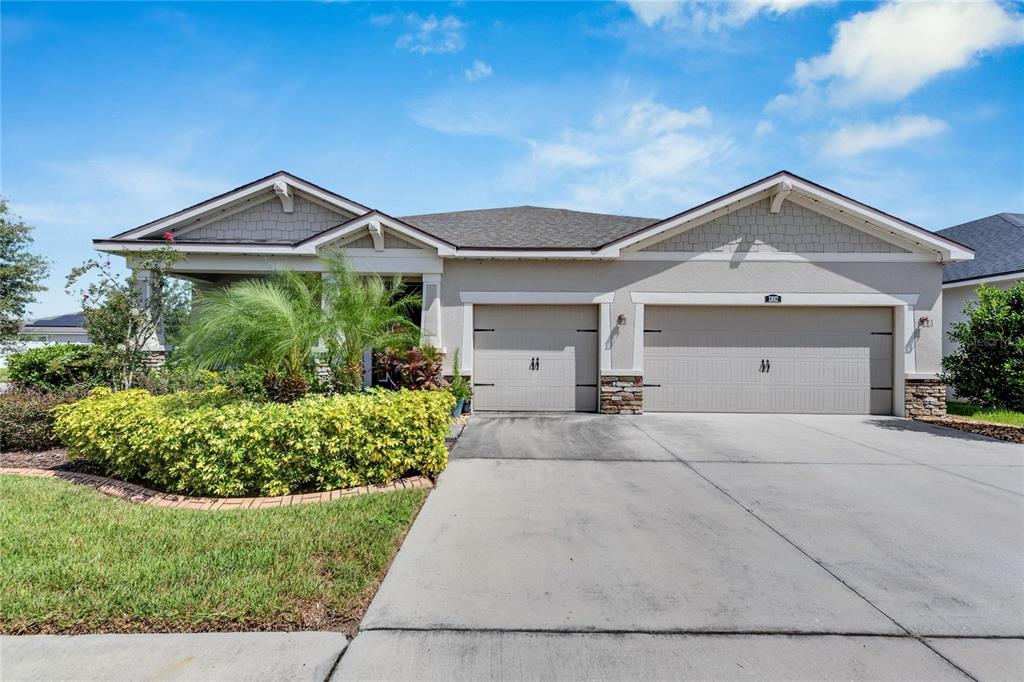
[
  {"x1": 617, "y1": 314, "x2": 627, "y2": 326},
  {"x1": 918, "y1": 315, "x2": 933, "y2": 328}
]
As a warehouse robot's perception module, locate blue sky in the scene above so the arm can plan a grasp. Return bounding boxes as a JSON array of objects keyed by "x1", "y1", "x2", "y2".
[{"x1": 3, "y1": 0, "x2": 1023, "y2": 317}]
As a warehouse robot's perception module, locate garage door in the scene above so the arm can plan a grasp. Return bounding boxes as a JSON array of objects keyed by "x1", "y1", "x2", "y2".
[
  {"x1": 644, "y1": 306, "x2": 892, "y2": 414},
  {"x1": 473, "y1": 305, "x2": 598, "y2": 412}
]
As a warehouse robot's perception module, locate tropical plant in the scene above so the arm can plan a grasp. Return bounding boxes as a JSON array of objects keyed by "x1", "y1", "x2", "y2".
[
  {"x1": 179, "y1": 270, "x2": 325, "y2": 399},
  {"x1": 377, "y1": 345, "x2": 447, "y2": 391},
  {"x1": 321, "y1": 254, "x2": 420, "y2": 392},
  {"x1": 449, "y1": 349, "x2": 471, "y2": 401},
  {"x1": 179, "y1": 254, "x2": 419, "y2": 400},
  {"x1": 0, "y1": 199, "x2": 48, "y2": 350},
  {"x1": 942, "y1": 282, "x2": 1024, "y2": 410},
  {"x1": 65, "y1": 242, "x2": 185, "y2": 389}
]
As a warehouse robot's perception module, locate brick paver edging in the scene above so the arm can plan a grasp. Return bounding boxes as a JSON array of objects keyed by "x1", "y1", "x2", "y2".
[{"x1": 0, "y1": 468, "x2": 434, "y2": 510}]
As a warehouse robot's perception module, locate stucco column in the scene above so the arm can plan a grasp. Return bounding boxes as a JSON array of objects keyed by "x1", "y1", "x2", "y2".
[
  {"x1": 135, "y1": 268, "x2": 165, "y2": 349},
  {"x1": 420, "y1": 273, "x2": 442, "y2": 348}
]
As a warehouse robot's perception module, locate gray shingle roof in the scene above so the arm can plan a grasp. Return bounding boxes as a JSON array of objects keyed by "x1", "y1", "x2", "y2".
[
  {"x1": 24, "y1": 312, "x2": 87, "y2": 328},
  {"x1": 938, "y1": 213, "x2": 1024, "y2": 283},
  {"x1": 400, "y1": 206, "x2": 659, "y2": 249}
]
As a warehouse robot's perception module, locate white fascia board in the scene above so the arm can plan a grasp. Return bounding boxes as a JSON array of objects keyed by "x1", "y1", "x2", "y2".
[
  {"x1": 597, "y1": 180, "x2": 781, "y2": 255},
  {"x1": 459, "y1": 291, "x2": 615, "y2": 304},
  {"x1": 619, "y1": 251, "x2": 936, "y2": 263},
  {"x1": 112, "y1": 173, "x2": 371, "y2": 241},
  {"x1": 783, "y1": 178, "x2": 974, "y2": 263},
  {"x1": 629, "y1": 292, "x2": 919, "y2": 307},
  {"x1": 447, "y1": 249, "x2": 607, "y2": 260},
  {"x1": 20, "y1": 327, "x2": 88, "y2": 335},
  {"x1": 306, "y1": 213, "x2": 455, "y2": 256},
  {"x1": 164, "y1": 252, "x2": 444, "y2": 275},
  {"x1": 942, "y1": 271, "x2": 1024, "y2": 288}
]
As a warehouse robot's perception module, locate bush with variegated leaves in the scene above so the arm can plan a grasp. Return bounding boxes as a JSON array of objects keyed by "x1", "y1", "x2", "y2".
[{"x1": 53, "y1": 387, "x2": 454, "y2": 497}]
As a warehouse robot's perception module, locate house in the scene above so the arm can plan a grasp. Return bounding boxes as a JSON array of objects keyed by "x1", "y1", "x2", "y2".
[
  {"x1": 94, "y1": 170, "x2": 973, "y2": 417},
  {"x1": 19, "y1": 312, "x2": 90, "y2": 344},
  {"x1": 938, "y1": 213, "x2": 1024, "y2": 375}
]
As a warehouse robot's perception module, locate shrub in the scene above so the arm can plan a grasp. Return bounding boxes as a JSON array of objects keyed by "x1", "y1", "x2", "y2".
[
  {"x1": 0, "y1": 387, "x2": 89, "y2": 451},
  {"x1": 942, "y1": 283, "x2": 1024, "y2": 410},
  {"x1": 6, "y1": 344, "x2": 108, "y2": 392},
  {"x1": 53, "y1": 387, "x2": 455, "y2": 497},
  {"x1": 377, "y1": 346, "x2": 447, "y2": 391}
]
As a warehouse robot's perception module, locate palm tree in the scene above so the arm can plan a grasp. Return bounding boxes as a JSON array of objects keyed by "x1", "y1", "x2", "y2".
[
  {"x1": 179, "y1": 254, "x2": 419, "y2": 399},
  {"x1": 321, "y1": 254, "x2": 420, "y2": 392},
  {"x1": 180, "y1": 270, "x2": 327, "y2": 399}
]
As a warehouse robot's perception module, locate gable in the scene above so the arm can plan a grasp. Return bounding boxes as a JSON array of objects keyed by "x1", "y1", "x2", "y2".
[
  {"x1": 176, "y1": 193, "x2": 355, "y2": 243},
  {"x1": 639, "y1": 198, "x2": 910, "y2": 254},
  {"x1": 341, "y1": 230, "x2": 424, "y2": 250}
]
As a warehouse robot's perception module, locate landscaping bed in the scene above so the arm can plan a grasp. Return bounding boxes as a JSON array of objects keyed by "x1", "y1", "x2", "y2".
[
  {"x1": 917, "y1": 415, "x2": 1024, "y2": 444},
  {"x1": 0, "y1": 475, "x2": 426, "y2": 636}
]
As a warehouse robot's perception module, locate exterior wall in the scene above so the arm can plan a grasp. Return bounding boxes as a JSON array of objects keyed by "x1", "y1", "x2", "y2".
[
  {"x1": 641, "y1": 198, "x2": 909, "y2": 254},
  {"x1": 439, "y1": 258, "x2": 945, "y2": 380},
  {"x1": 600, "y1": 375, "x2": 643, "y2": 414},
  {"x1": 905, "y1": 378, "x2": 946, "y2": 418},
  {"x1": 184, "y1": 194, "x2": 353, "y2": 243}
]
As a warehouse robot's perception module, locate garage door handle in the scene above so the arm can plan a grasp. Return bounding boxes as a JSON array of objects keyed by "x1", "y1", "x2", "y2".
[
  {"x1": 759, "y1": 359, "x2": 765, "y2": 373},
  {"x1": 535, "y1": 357, "x2": 540, "y2": 370},
  {"x1": 766, "y1": 359, "x2": 770, "y2": 373}
]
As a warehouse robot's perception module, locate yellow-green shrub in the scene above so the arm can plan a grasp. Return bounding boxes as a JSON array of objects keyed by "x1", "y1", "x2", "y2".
[{"x1": 53, "y1": 387, "x2": 454, "y2": 497}]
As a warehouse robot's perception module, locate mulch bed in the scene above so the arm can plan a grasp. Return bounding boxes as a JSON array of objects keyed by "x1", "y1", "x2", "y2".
[
  {"x1": 0, "y1": 449, "x2": 106, "y2": 476},
  {"x1": 917, "y1": 416, "x2": 1024, "y2": 444}
]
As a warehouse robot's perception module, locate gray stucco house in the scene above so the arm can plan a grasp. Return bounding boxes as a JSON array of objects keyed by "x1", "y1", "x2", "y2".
[{"x1": 94, "y1": 170, "x2": 973, "y2": 417}]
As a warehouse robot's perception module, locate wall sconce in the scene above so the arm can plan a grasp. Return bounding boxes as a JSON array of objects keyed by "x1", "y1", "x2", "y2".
[
  {"x1": 616, "y1": 314, "x2": 627, "y2": 326},
  {"x1": 918, "y1": 315, "x2": 933, "y2": 328}
]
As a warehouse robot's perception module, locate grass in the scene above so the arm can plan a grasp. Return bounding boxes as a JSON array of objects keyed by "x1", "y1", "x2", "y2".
[
  {"x1": 0, "y1": 475, "x2": 426, "y2": 635},
  {"x1": 946, "y1": 402, "x2": 1024, "y2": 427},
  {"x1": 0, "y1": 366, "x2": 8, "y2": 381}
]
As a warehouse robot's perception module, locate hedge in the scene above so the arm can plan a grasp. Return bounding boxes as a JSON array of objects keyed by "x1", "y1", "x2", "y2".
[
  {"x1": 6, "y1": 344, "x2": 108, "y2": 392},
  {"x1": 53, "y1": 387, "x2": 455, "y2": 497},
  {"x1": 0, "y1": 388, "x2": 89, "y2": 452}
]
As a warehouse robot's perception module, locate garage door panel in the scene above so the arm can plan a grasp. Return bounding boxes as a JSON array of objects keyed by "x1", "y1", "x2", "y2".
[
  {"x1": 644, "y1": 306, "x2": 892, "y2": 415},
  {"x1": 473, "y1": 305, "x2": 597, "y2": 412}
]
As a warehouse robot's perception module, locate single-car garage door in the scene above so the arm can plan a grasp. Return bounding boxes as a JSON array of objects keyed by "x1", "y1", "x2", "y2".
[
  {"x1": 644, "y1": 306, "x2": 892, "y2": 414},
  {"x1": 473, "y1": 305, "x2": 598, "y2": 412}
]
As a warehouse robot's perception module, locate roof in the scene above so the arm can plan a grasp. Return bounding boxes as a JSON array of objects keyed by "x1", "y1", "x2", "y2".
[
  {"x1": 938, "y1": 213, "x2": 1024, "y2": 284},
  {"x1": 24, "y1": 312, "x2": 87, "y2": 328},
  {"x1": 400, "y1": 206, "x2": 659, "y2": 249}
]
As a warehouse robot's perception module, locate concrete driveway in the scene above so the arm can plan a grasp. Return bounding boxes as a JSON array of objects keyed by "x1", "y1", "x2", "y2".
[{"x1": 338, "y1": 413, "x2": 1024, "y2": 681}]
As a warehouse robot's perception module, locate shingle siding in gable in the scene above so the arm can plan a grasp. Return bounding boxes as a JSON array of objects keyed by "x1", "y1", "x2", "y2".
[
  {"x1": 183, "y1": 194, "x2": 353, "y2": 243},
  {"x1": 341, "y1": 231, "x2": 423, "y2": 249},
  {"x1": 640, "y1": 198, "x2": 910, "y2": 254}
]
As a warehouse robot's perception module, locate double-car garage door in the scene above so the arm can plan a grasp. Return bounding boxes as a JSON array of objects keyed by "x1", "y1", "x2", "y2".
[{"x1": 472, "y1": 304, "x2": 892, "y2": 415}]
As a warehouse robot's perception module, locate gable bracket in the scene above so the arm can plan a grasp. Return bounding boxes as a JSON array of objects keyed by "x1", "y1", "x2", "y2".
[
  {"x1": 273, "y1": 180, "x2": 294, "y2": 213},
  {"x1": 769, "y1": 180, "x2": 792, "y2": 214},
  {"x1": 368, "y1": 219, "x2": 384, "y2": 252}
]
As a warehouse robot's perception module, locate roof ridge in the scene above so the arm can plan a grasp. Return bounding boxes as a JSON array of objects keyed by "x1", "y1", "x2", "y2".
[{"x1": 998, "y1": 212, "x2": 1024, "y2": 228}]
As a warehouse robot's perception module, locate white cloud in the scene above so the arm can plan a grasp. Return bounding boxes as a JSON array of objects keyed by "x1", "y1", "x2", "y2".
[
  {"x1": 624, "y1": 0, "x2": 825, "y2": 31},
  {"x1": 792, "y1": 0, "x2": 1024, "y2": 104},
  {"x1": 396, "y1": 14, "x2": 465, "y2": 54},
  {"x1": 754, "y1": 119, "x2": 774, "y2": 137},
  {"x1": 464, "y1": 60, "x2": 493, "y2": 82},
  {"x1": 512, "y1": 99, "x2": 732, "y2": 212},
  {"x1": 822, "y1": 115, "x2": 949, "y2": 157}
]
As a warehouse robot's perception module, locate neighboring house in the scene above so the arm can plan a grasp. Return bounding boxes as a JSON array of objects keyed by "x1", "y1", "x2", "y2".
[
  {"x1": 19, "y1": 312, "x2": 91, "y2": 344},
  {"x1": 0, "y1": 313, "x2": 91, "y2": 369},
  {"x1": 94, "y1": 170, "x2": 973, "y2": 417},
  {"x1": 938, "y1": 213, "x2": 1024, "y2": 368}
]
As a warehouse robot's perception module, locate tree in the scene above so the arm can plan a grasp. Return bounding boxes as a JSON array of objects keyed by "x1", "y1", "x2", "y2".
[
  {"x1": 0, "y1": 199, "x2": 48, "y2": 348},
  {"x1": 65, "y1": 244, "x2": 183, "y2": 390},
  {"x1": 941, "y1": 282, "x2": 1024, "y2": 410},
  {"x1": 179, "y1": 254, "x2": 419, "y2": 399}
]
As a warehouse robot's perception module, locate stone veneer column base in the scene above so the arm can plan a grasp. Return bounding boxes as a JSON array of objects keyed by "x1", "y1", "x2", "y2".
[
  {"x1": 905, "y1": 378, "x2": 946, "y2": 418},
  {"x1": 600, "y1": 375, "x2": 643, "y2": 414},
  {"x1": 142, "y1": 351, "x2": 166, "y2": 370}
]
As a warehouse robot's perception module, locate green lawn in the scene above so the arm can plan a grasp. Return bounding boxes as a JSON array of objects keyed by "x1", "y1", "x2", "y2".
[
  {"x1": 0, "y1": 475, "x2": 426, "y2": 635},
  {"x1": 0, "y1": 366, "x2": 9, "y2": 381},
  {"x1": 947, "y1": 402, "x2": 1024, "y2": 427}
]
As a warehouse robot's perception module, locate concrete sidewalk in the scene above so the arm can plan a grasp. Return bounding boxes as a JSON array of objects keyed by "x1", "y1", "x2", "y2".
[{"x1": 0, "y1": 631, "x2": 348, "y2": 682}]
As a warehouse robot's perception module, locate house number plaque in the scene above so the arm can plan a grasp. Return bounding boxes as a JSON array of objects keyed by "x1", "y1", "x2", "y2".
[{"x1": 764, "y1": 294, "x2": 783, "y2": 304}]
